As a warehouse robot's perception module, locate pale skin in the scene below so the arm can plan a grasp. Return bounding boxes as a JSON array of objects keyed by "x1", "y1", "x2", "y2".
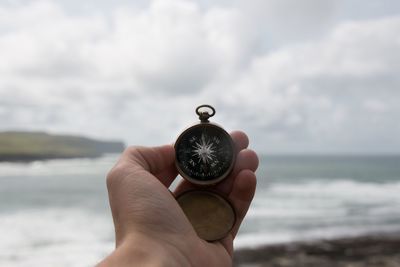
[{"x1": 97, "y1": 131, "x2": 259, "y2": 267}]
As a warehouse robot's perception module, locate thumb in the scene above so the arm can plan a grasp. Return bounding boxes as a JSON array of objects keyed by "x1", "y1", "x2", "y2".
[{"x1": 122, "y1": 145, "x2": 175, "y2": 174}]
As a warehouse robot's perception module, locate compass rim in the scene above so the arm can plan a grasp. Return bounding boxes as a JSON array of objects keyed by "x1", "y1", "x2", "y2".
[{"x1": 174, "y1": 122, "x2": 236, "y2": 186}]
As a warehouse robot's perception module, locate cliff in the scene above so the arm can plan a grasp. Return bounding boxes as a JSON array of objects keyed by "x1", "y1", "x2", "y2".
[{"x1": 0, "y1": 131, "x2": 125, "y2": 162}]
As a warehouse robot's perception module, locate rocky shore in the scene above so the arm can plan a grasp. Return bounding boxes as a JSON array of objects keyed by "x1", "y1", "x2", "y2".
[{"x1": 233, "y1": 234, "x2": 400, "y2": 267}]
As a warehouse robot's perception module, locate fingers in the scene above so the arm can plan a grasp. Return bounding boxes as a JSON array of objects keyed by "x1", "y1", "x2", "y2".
[
  {"x1": 228, "y1": 169, "x2": 257, "y2": 238},
  {"x1": 214, "y1": 149, "x2": 258, "y2": 195},
  {"x1": 218, "y1": 170, "x2": 256, "y2": 253}
]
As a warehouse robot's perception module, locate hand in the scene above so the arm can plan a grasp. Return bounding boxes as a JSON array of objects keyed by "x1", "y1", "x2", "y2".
[{"x1": 97, "y1": 131, "x2": 258, "y2": 267}]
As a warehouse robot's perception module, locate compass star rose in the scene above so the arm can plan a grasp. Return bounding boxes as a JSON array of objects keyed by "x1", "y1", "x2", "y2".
[{"x1": 192, "y1": 133, "x2": 216, "y2": 164}]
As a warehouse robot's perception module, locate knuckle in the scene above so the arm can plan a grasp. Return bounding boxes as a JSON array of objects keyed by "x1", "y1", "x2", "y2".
[
  {"x1": 123, "y1": 145, "x2": 144, "y2": 157},
  {"x1": 125, "y1": 145, "x2": 137, "y2": 153},
  {"x1": 106, "y1": 163, "x2": 128, "y2": 189}
]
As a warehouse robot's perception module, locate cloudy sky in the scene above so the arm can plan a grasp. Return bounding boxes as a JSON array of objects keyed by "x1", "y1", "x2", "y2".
[{"x1": 1, "y1": 0, "x2": 399, "y2": 154}]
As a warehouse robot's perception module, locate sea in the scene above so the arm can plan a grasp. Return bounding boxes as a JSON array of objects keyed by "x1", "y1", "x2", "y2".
[{"x1": 1, "y1": 154, "x2": 400, "y2": 267}]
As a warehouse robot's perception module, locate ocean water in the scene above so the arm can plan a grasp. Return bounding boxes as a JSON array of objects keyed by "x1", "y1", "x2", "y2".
[{"x1": 1, "y1": 155, "x2": 400, "y2": 266}]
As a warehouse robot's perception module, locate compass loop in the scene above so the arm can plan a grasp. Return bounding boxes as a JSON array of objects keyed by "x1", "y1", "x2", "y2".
[{"x1": 196, "y1": 105, "x2": 216, "y2": 122}]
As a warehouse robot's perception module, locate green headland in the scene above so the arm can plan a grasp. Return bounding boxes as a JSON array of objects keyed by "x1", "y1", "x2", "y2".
[{"x1": 0, "y1": 131, "x2": 125, "y2": 162}]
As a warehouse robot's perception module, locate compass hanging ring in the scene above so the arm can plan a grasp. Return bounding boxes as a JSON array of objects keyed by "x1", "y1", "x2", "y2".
[{"x1": 195, "y1": 105, "x2": 215, "y2": 122}]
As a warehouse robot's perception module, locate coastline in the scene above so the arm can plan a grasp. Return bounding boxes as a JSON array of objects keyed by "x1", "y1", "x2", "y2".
[
  {"x1": 233, "y1": 233, "x2": 400, "y2": 267},
  {"x1": 0, "y1": 131, "x2": 125, "y2": 162},
  {"x1": 0, "y1": 153, "x2": 102, "y2": 163}
]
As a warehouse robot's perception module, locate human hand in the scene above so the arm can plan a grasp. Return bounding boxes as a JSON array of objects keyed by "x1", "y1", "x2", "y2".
[{"x1": 97, "y1": 131, "x2": 258, "y2": 267}]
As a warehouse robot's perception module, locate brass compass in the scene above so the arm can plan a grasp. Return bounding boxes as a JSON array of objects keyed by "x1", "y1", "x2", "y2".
[{"x1": 174, "y1": 105, "x2": 236, "y2": 241}]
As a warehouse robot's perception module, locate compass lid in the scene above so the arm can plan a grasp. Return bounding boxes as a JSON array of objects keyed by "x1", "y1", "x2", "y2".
[{"x1": 176, "y1": 190, "x2": 236, "y2": 241}]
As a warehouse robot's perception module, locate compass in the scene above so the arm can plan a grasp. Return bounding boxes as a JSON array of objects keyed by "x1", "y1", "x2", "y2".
[
  {"x1": 175, "y1": 105, "x2": 235, "y2": 185},
  {"x1": 174, "y1": 105, "x2": 237, "y2": 241}
]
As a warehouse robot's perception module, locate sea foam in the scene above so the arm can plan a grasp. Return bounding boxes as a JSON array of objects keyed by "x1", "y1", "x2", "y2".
[{"x1": 0, "y1": 208, "x2": 114, "y2": 267}]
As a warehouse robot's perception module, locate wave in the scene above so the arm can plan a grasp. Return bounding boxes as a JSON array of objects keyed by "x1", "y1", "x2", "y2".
[
  {"x1": 265, "y1": 179, "x2": 400, "y2": 196},
  {"x1": 235, "y1": 224, "x2": 400, "y2": 249},
  {"x1": 252, "y1": 179, "x2": 400, "y2": 211},
  {"x1": 236, "y1": 179, "x2": 400, "y2": 248},
  {"x1": 0, "y1": 208, "x2": 114, "y2": 267},
  {"x1": 0, "y1": 155, "x2": 118, "y2": 177}
]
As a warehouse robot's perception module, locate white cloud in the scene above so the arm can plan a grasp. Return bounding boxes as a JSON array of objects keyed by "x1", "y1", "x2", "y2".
[
  {"x1": 0, "y1": 0, "x2": 399, "y2": 153},
  {"x1": 237, "y1": 0, "x2": 337, "y2": 45},
  {"x1": 212, "y1": 16, "x2": 400, "y2": 153},
  {"x1": 363, "y1": 100, "x2": 387, "y2": 113}
]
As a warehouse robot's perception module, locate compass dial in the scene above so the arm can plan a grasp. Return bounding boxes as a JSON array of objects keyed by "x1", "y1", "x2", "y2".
[{"x1": 175, "y1": 123, "x2": 235, "y2": 185}]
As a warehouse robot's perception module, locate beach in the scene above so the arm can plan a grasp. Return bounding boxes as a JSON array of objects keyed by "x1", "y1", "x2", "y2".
[
  {"x1": 1, "y1": 155, "x2": 400, "y2": 266},
  {"x1": 234, "y1": 234, "x2": 400, "y2": 267}
]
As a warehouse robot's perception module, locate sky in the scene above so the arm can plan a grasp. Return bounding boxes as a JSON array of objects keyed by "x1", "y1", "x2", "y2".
[{"x1": 0, "y1": 0, "x2": 399, "y2": 154}]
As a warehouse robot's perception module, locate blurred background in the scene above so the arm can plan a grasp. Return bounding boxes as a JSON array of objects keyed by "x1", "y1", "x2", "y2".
[{"x1": 1, "y1": 0, "x2": 400, "y2": 266}]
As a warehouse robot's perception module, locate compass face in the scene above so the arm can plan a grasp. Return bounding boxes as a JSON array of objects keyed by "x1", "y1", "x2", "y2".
[{"x1": 175, "y1": 123, "x2": 235, "y2": 185}]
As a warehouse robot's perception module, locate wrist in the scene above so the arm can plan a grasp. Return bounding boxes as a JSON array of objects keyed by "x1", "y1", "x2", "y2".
[{"x1": 97, "y1": 232, "x2": 193, "y2": 267}]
